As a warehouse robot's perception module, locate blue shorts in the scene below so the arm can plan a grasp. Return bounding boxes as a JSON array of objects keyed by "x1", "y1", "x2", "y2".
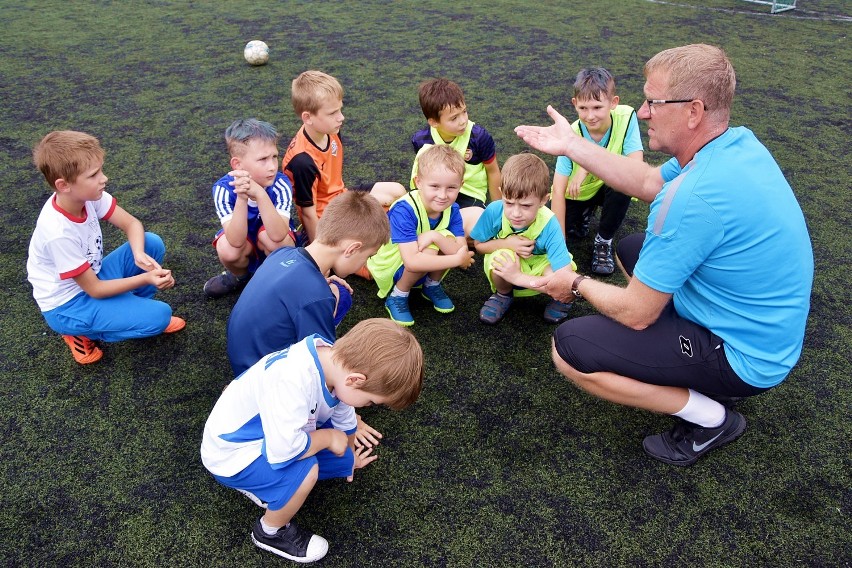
[
  {"x1": 213, "y1": 447, "x2": 355, "y2": 511},
  {"x1": 42, "y1": 232, "x2": 173, "y2": 342}
]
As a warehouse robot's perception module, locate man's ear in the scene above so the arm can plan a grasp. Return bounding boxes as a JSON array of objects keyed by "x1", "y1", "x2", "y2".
[{"x1": 345, "y1": 373, "x2": 367, "y2": 387}]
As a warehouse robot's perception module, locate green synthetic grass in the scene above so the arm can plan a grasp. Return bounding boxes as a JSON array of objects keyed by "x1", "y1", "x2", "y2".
[{"x1": 1, "y1": 1, "x2": 849, "y2": 566}]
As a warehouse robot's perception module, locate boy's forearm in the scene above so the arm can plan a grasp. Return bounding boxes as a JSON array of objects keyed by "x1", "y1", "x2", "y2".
[
  {"x1": 474, "y1": 238, "x2": 511, "y2": 255},
  {"x1": 403, "y1": 250, "x2": 465, "y2": 273},
  {"x1": 485, "y1": 160, "x2": 502, "y2": 201}
]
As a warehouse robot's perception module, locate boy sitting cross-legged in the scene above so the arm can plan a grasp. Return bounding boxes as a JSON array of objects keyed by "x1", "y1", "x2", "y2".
[
  {"x1": 26, "y1": 131, "x2": 185, "y2": 364},
  {"x1": 367, "y1": 145, "x2": 475, "y2": 326},
  {"x1": 201, "y1": 318, "x2": 424, "y2": 563},
  {"x1": 471, "y1": 153, "x2": 576, "y2": 324},
  {"x1": 204, "y1": 119, "x2": 296, "y2": 299}
]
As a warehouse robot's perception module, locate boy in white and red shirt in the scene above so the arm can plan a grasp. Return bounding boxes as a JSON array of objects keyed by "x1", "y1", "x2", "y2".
[{"x1": 26, "y1": 130, "x2": 185, "y2": 364}]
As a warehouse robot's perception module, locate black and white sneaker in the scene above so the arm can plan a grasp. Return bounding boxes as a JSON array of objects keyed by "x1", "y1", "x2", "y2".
[
  {"x1": 251, "y1": 518, "x2": 329, "y2": 563},
  {"x1": 591, "y1": 241, "x2": 615, "y2": 275},
  {"x1": 642, "y1": 410, "x2": 747, "y2": 466}
]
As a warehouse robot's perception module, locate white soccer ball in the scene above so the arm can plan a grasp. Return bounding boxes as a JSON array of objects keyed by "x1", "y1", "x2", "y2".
[{"x1": 244, "y1": 40, "x2": 269, "y2": 66}]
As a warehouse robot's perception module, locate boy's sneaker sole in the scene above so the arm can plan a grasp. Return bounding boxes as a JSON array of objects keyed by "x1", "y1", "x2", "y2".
[
  {"x1": 251, "y1": 519, "x2": 328, "y2": 563},
  {"x1": 163, "y1": 316, "x2": 186, "y2": 334},
  {"x1": 420, "y1": 285, "x2": 455, "y2": 313},
  {"x1": 643, "y1": 410, "x2": 747, "y2": 467},
  {"x1": 62, "y1": 335, "x2": 103, "y2": 364}
]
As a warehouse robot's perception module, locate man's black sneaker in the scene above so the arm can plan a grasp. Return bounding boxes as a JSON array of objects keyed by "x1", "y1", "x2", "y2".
[
  {"x1": 203, "y1": 271, "x2": 249, "y2": 299},
  {"x1": 591, "y1": 241, "x2": 615, "y2": 275},
  {"x1": 642, "y1": 410, "x2": 747, "y2": 466},
  {"x1": 251, "y1": 518, "x2": 329, "y2": 563}
]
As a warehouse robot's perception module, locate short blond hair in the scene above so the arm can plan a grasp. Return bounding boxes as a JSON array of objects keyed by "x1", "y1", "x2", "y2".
[
  {"x1": 315, "y1": 191, "x2": 390, "y2": 250},
  {"x1": 332, "y1": 318, "x2": 424, "y2": 410},
  {"x1": 645, "y1": 44, "x2": 735, "y2": 123},
  {"x1": 33, "y1": 131, "x2": 105, "y2": 187},
  {"x1": 500, "y1": 153, "x2": 550, "y2": 201},
  {"x1": 415, "y1": 145, "x2": 465, "y2": 185},
  {"x1": 291, "y1": 70, "x2": 344, "y2": 116}
]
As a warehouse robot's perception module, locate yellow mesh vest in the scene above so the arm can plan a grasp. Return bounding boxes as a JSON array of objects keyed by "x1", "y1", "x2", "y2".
[
  {"x1": 367, "y1": 190, "x2": 454, "y2": 298},
  {"x1": 410, "y1": 121, "x2": 489, "y2": 202},
  {"x1": 566, "y1": 105, "x2": 635, "y2": 201}
]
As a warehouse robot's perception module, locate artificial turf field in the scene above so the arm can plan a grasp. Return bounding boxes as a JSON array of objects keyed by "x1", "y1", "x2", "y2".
[{"x1": 0, "y1": 1, "x2": 849, "y2": 566}]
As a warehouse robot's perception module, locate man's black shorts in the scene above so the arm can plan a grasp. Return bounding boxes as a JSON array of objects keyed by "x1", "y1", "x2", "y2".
[{"x1": 552, "y1": 233, "x2": 768, "y2": 398}]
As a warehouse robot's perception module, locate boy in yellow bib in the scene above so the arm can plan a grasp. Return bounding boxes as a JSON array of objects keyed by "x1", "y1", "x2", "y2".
[
  {"x1": 471, "y1": 154, "x2": 575, "y2": 324},
  {"x1": 367, "y1": 146, "x2": 474, "y2": 326},
  {"x1": 551, "y1": 68, "x2": 644, "y2": 275}
]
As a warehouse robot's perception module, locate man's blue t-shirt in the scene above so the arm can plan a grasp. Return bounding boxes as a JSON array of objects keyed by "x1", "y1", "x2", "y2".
[{"x1": 634, "y1": 127, "x2": 813, "y2": 388}]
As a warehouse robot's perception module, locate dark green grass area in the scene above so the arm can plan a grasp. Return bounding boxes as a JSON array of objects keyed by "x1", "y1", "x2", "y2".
[{"x1": 1, "y1": 1, "x2": 850, "y2": 566}]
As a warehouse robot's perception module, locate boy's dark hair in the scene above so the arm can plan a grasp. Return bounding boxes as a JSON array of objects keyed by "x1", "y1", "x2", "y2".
[
  {"x1": 573, "y1": 67, "x2": 616, "y2": 101},
  {"x1": 33, "y1": 130, "x2": 105, "y2": 187},
  {"x1": 500, "y1": 153, "x2": 551, "y2": 201},
  {"x1": 315, "y1": 191, "x2": 390, "y2": 250},
  {"x1": 225, "y1": 119, "x2": 279, "y2": 157},
  {"x1": 418, "y1": 78, "x2": 466, "y2": 121}
]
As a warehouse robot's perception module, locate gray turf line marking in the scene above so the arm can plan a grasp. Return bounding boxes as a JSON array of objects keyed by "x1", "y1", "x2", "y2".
[{"x1": 642, "y1": 0, "x2": 852, "y2": 22}]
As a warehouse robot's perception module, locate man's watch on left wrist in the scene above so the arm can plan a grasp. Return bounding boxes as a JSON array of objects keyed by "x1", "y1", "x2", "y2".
[{"x1": 571, "y1": 275, "x2": 588, "y2": 298}]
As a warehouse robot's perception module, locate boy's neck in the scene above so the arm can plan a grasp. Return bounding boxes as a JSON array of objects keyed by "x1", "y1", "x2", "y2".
[
  {"x1": 304, "y1": 125, "x2": 330, "y2": 149},
  {"x1": 304, "y1": 241, "x2": 335, "y2": 276},
  {"x1": 53, "y1": 193, "x2": 86, "y2": 217},
  {"x1": 315, "y1": 344, "x2": 344, "y2": 394},
  {"x1": 585, "y1": 118, "x2": 613, "y2": 143}
]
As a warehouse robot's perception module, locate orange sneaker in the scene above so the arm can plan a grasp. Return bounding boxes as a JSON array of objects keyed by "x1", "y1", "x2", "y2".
[
  {"x1": 163, "y1": 316, "x2": 186, "y2": 334},
  {"x1": 62, "y1": 335, "x2": 103, "y2": 365},
  {"x1": 354, "y1": 265, "x2": 373, "y2": 280}
]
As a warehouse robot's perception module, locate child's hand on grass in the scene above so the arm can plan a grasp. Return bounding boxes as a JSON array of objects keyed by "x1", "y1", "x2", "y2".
[
  {"x1": 347, "y1": 445, "x2": 378, "y2": 482},
  {"x1": 354, "y1": 414, "x2": 383, "y2": 448}
]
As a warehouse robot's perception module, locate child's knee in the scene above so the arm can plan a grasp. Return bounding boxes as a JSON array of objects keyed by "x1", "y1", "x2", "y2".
[{"x1": 143, "y1": 232, "x2": 165, "y2": 261}]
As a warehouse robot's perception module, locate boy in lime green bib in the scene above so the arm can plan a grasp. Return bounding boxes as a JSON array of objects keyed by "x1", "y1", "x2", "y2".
[
  {"x1": 471, "y1": 154, "x2": 576, "y2": 324},
  {"x1": 551, "y1": 68, "x2": 644, "y2": 275},
  {"x1": 367, "y1": 146, "x2": 474, "y2": 327}
]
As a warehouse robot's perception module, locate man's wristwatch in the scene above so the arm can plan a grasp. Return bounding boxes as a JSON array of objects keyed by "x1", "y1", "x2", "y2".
[{"x1": 571, "y1": 275, "x2": 588, "y2": 298}]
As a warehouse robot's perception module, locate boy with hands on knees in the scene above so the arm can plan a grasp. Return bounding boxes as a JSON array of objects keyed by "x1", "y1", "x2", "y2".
[
  {"x1": 204, "y1": 119, "x2": 295, "y2": 298},
  {"x1": 201, "y1": 318, "x2": 424, "y2": 563},
  {"x1": 27, "y1": 130, "x2": 184, "y2": 365},
  {"x1": 367, "y1": 145, "x2": 474, "y2": 327},
  {"x1": 471, "y1": 153, "x2": 575, "y2": 324}
]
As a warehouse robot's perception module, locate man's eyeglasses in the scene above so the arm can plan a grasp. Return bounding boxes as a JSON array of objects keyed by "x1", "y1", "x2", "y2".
[{"x1": 643, "y1": 99, "x2": 707, "y2": 112}]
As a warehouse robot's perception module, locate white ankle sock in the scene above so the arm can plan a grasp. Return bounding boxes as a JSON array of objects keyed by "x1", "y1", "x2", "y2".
[
  {"x1": 390, "y1": 286, "x2": 410, "y2": 298},
  {"x1": 673, "y1": 389, "x2": 726, "y2": 428},
  {"x1": 424, "y1": 276, "x2": 440, "y2": 287},
  {"x1": 595, "y1": 234, "x2": 612, "y2": 245},
  {"x1": 260, "y1": 518, "x2": 282, "y2": 535}
]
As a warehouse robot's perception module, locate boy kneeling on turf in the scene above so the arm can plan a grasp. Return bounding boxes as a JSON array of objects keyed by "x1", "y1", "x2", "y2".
[
  {"x1": 471, "y1": 153, "x2": 576, "y2": 324},
  {"x1": 201, "y1": 318, "x2": 424, "y2": 563}
]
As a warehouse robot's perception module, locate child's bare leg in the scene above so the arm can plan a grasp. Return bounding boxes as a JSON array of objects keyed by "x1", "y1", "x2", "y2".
[
  {"x1": 460, "y1": 206, "x2": 484, "y2": 245},
  {"x1": 490, "y1": 271, "x2": 514, "y2": 296},
  {"x1": 262, "y1": 463, "x2": 319, "y2": 528},
  {"x1": 257, "y1": 231, "x2": 294, "y2": 255},
  {"x1": 395, "y1": 267, "x2": 427, "y2": 293},
  {"x1": 216, "y1": 238, "x2": 252, "y2": 276},
  {"x1": 369, "y1": 182, "x2": 406, "y2": 207}
]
